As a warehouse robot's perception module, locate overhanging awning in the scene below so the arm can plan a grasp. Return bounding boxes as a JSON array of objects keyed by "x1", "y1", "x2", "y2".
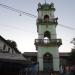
[{"x1": 0, "y1": 53, "x2": 28, "y2": 64}]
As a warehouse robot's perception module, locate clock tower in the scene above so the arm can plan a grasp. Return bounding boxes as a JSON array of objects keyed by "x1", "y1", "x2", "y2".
[{"x1": 34, "y1": 3, "x2": 62, "y2": 72}]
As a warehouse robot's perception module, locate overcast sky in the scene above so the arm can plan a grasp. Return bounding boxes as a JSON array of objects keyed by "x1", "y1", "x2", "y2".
[{"x1": 0, "y1": 0, "x2": 75, "y2": 53}]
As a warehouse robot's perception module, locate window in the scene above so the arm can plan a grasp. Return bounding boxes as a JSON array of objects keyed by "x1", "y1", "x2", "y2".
[
  {"x1": 44, "y1": 31, "x2": 51, "y2": 39},
  {"x1": 44, "y1": 15, "x2": 49, "y2": 23},
  {"x1": 43, "y1": 53, "x2": 53, "y2": 72},
  {"x1": 8, "y1": 48, "x2": 10, "y2": 52},
  {"x1": 3, "y1": 44, "x2": 6, "y2": 50}
]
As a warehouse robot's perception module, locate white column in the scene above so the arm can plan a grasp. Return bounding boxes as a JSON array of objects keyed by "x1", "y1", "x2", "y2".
[
  {"x1": 38, "y1": 57, "x2": 43, "y2": 71},
  {"x1": 53, "y1": 56, "x2": 60, "y2": 71}
]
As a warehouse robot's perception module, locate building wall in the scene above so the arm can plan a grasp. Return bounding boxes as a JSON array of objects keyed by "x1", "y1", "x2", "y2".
[
  {"x1": 36, "y1": 3, "x2": 61, "y2": 72},
  {"x1": 37, "y1": 46, "x2": 60, "y2": 71},
  {"x1": 38, "y1": 10, "x2": 54, "y2": 19},
  {"x1": 0, "y1": 39, "x2": 16, "y2": 54},
  {"x1": 38, "y1": 25, "x2": 57, "y2": 39}
]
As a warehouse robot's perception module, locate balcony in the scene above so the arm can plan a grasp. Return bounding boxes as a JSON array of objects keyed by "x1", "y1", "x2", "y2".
[
  {"x1": 34, "y1": 39, "x2": 62, "y2": 46},
  {"x1": 36, "y1": 18, "x2": 58, "y2": 25}
]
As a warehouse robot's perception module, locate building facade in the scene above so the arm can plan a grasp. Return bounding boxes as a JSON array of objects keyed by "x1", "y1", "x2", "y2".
[
  {"x1": 0, "y1": 35, "x2": 27, "y2": 75},
  {"x1": 34, "y1": 3, "x2": 62, "y2": 72}
]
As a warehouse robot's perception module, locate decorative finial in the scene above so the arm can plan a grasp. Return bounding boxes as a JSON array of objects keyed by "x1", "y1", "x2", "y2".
[
  {"x1": 45, "y1": 0, "x2": 46, "y2": 4},
  {"x1": 38, "y1": 3, "x2": 41, "y2": 8}
]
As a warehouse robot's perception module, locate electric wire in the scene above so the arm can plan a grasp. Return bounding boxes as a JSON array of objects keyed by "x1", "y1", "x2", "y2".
[
  {"x1": 0, "y1": 23, "x2": 75, "y2": 37},
  {"x1": 0, "y1": 3, "x2": 37, "y2": 18},
  {"x1": 0, "y1": 3, "x2": 75, "y2": 31},
  {"x1": 58, "y1": 24, "x2": 75, "y2": 30},
  {"x1": 0, "y1": 23, "x2": 28, "y2": 33}
]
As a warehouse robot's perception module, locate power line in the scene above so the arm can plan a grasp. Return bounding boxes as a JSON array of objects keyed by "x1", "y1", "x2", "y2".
[
  {"x1": 0, "y1": 3, "x2": 75, "y2": 31},
  {"x1": 0, "y1": 23, "x2": 28, "y2": 33},
  {"x1": 0, "y1": 3, "x2": 37, "y2": 18},
  {"x1": 58, "y1": 23, "x2": 75, "y2": 30}
]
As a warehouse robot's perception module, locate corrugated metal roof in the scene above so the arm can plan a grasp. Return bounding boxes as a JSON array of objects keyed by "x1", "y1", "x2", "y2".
[
  {"x1": 23, "y1": 52, "x2": 37, "y2": 56},
  {"x1": 0, "y1": 53, "x2": 27, "y2": 63},
  {"x1": 59, "y1": 52, "x2": 70, "y2": 56}
]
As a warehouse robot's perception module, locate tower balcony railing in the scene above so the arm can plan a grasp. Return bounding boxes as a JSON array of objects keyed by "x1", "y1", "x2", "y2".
[
  {"x1": 34, "y1": 39, "x2": 62, "y2": 46},
  {"x1": 36, "y1": 18, "x2": 58, "y2": 25}
]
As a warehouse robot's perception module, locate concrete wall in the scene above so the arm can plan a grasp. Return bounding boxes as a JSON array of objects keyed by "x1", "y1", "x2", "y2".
[
  {"x1": 38, "y1": 25, "x2": 57, "y2": 39},
  {"x1": 0, "y1": 39, "x2": 16, "y2": 54},
  {"x1": 38, "y1": 10, "x2": 54, "y2": 20},
  {"x1": 37, "y1": 46, "x2": 60, "y2": 71}
]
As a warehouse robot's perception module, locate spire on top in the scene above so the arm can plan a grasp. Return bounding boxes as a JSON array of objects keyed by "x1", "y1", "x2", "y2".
[
  {"x1": 45, "y1": 0, "x2": 46, "y2": 4},
  {"x1": 37, "y1": 2, "x2": 55, "y2": 11}
]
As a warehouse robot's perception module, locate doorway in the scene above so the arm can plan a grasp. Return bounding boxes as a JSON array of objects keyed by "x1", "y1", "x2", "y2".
[{"x1": 43, "y1": 53, "x2": 53, "y2": 72}]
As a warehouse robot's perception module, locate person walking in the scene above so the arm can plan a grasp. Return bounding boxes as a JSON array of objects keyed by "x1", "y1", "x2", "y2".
[{"x1": 64, "y1": 66, "x2": 71, "y2": 75}]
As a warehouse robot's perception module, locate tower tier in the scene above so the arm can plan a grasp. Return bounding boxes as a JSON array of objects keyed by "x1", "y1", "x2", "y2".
[{"x1": 35, "y1": 39, "x2": 62, "y2": 47}]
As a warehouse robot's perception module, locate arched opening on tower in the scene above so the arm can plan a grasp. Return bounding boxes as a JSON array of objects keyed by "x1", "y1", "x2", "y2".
[
  {"x1": 44, "y1": 31, "x2": 51, "y2": 39},
  {"x1": 44, "y1": 15, "x2": 49, "y2": 22},
  {"x1": 43, "y1": 53, "x2": 53, "y2": 72}
]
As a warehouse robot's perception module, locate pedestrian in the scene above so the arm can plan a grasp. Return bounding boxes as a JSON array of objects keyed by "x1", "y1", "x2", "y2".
[
  {"x1": 64, "y1": 66, "x2": 71, "y2": 75},
  {"x1": 59, "y1": 65, "x2": 64, "y2": 75}
]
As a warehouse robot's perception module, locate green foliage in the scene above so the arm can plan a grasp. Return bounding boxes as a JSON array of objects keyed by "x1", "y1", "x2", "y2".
[{"x1": 6, "y1": 40, "x2": 17, "y2": 48}]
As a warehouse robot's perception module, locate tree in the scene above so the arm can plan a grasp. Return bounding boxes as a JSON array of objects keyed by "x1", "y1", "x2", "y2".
[{"x1": 6, "y1": 40, "x2": 17, "y2": 48}]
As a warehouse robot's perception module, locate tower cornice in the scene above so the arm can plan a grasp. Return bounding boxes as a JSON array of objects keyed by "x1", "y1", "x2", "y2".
[
  {"x1": 37, "y1": 18, "x2": 58, "y2": 25},
  {"x1": 37, "y1": 3, "x2": 55, "y2": 11}
]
